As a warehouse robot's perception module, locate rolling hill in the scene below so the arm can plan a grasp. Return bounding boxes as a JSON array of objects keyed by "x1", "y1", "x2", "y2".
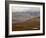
[{"x1": 12, "y1": 17, "x2": 40, "y2": 31}]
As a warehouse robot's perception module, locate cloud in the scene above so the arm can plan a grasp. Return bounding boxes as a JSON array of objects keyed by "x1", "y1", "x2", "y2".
[{"x1": 12, "y1": 6, "x2": 40, "y2": 13}]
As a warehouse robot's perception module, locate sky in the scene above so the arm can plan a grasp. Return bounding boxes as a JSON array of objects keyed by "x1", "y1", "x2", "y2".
[
  {"x1": 12, "y1": 4, "x2": 40, "y2": 23},
  {"x1": 12, "y1": 4, "x2": 40, "y2": 13}
]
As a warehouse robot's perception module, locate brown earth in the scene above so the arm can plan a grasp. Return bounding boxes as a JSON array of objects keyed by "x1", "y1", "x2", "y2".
[{"x1": 12, "y1": 17, "x2": 40, "y2": 31}]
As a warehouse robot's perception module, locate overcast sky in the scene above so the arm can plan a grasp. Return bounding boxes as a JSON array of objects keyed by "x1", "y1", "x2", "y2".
[
  {"x1": 12, "y1": 6, "x2": 40, "y2": 13},
  {"x1": 12, "y1": 4, "x2": 40, "y2": 23}
]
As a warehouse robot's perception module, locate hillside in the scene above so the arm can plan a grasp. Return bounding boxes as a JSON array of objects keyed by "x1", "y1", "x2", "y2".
[{"x1": 12, "y1": 17, "x2": 40, "y2": 31}]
